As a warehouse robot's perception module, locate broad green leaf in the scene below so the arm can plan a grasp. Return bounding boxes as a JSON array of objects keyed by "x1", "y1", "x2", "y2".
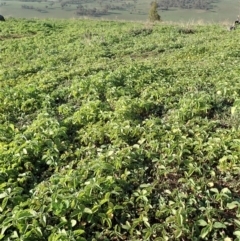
[
  {"x1": 121, "y1": 221, "x2": 131, "y2": 230},
  {"x1": 213, "y1": 222, "x2": 226, "y2": 229},
  {"x1": 197, "y1": 219, "x2": 208, "y2": 226},
  {"x1": 234, "y1": 231, "x2": 240, "y2": 237},
  {"x1": 166, "y1": 216, "x2": 175, "y2": 223},
  {"x1": 1, "y1": 197, "x2": 8, "y2": 211},
  {"x1": 83, "y1": 208, "x2": 92, "y2": 214},
  {"x1": 227, "y1": 201, "x2": 240, "y2": 209},
  {"x1": 144, "y1": 228, "x2": 152, "y2": 240},
  {"x1": 9, "y1": 124, "x2": 15, "y2": 131},
  {"x1": 140, "y1": 183, "x2": 151, "y2": 188},
  {"x1": 41, "y1": 215, "x2": 47, "y2": 226},
  {"x1": 10, "y1": 231, "x2": 19, "y2": 238},
  {"x1": 138, "y1": 138, "x2": 146, "y2": 144},
  {"x1": 16, "y1": 209, "x2": 37, "y2": 220},
  {"x1": 91, "y1": 205, "x2": 99, "y2": 213},
  {"x1": 35, "y1": 227, "x2": 42, "y2": 236},
  {"x1": 71, "y1": 219, "x2": 77, "y2": 227},
  {"x1": 176, "y1": 213, "x2": 183, "y2": 226},
  {"x1": 2, "y1": 217, "x2": 14, "y2": 226},
  {"x1": 234, "y1": 219, "x2": 240, "y2": 228},
  {"x1": 231, "y1": 106, "x2": 236, "y2": 116},
  {"x1": 224, "y1": 237, "x2": 232, "y2": 241},
  {"x1": 0, "y1": 192, "x2": 8, "y2": 199},
  {"x1": 60, "y1": 217, "x2": 67, "y2": 223},
  {"x1": 221, "y1": 188, "x2": 231, "y2": 194},
  {"x1": 107, "y1": 150, "x2": 114, "y2": 156},
  {"x1": 114, "y1": 205, "x2": 124, "y2": 210},
  {"x1": 99, "y1": 198, "x2": 108, "y2": 205},
  {"x1": 121, "y1": 224, "x2": 131, "y2": 230},
  {"x1": 210, "y1": 188, "x2": 219, "y2": 193},
  {"x1": 200, "y1": 225, "x2": 212, "y2": 239},
  {"x1": 1, "y1": 224, "x2": 11, "y2": 236},
  {"x1": 143, "y1": 217, "x2": 150, "y2": 228},
  {"x1": 174, "y1": 229, "x2": 182, "y2": 238},
  {"x1": 105, "y1": 217, "x2": 112, "y2": 228},
  {"x1": 73, "y1": 229, "x2": 85, "y2": 235}
]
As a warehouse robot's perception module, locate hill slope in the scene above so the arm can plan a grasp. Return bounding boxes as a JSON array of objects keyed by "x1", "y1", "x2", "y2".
[{"x1": 0, "y1": 19, "x2": 240, "y2": 240}]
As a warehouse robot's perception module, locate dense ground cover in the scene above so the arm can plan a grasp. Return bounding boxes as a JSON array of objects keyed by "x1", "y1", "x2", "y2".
[{"x1": 0, "y1": 18, "x2": 240, "y2": 240}]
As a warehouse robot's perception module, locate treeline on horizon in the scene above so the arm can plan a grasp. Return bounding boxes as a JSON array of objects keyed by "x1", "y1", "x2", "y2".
[
  {"x1": 157, "y1": 0, "x2": 219, "y2": 10},
  {"x1": 18, "y1": 0, "x2": 136, "y2": 18}
]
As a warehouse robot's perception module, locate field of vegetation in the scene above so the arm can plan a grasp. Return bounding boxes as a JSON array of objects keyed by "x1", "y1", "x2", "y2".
[
  {"x1": 0, "y1": 0, "x2": 239, "y2": 22},
  {"x1": 1, "y1": 18, "x2": 240, "y2": 240}
]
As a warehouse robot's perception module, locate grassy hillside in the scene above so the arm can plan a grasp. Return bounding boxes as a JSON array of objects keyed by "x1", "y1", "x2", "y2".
[
  {"x1": 1, "y1": 18, "x2": 240, "y2": 240},
  {"x1": 0, "y1": 0, "x2": 239, "y2": 22}
]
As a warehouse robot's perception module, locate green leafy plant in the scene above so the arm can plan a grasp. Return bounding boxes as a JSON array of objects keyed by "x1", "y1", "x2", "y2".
[{"x1": 0, "y1": 18, "x2": 240, "y2": 240}]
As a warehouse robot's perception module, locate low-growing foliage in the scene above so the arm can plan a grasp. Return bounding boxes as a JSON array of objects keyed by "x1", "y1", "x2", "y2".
[{"x1": 0, "y1": 18, "x2": 240, "y2": 240}]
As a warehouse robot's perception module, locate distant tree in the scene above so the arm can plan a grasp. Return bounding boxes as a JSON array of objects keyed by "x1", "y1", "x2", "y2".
[
  {"x1": 0, "y1": 14, "x2": 5, "y2": 21},
  {"x1": 149, "y1": 1, "x2": 161, "y2": 22}
]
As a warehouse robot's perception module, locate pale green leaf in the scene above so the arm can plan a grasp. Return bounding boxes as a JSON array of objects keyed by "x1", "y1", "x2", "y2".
[
  {"x1": 234, "y1": 219, "x2": 240, "y2": 228},
  {"x1": 197, "y1": 219, "x2": 208, "y2": 226},
  {"x1": 177, "y1": 213, "x2": 183, "y2": 226},
  {"x1": 83, "y1": 208, "x2": 92, "y2": 214},
  {"x1": 213, "y1": 222, "x2": 226, "y2": 229},
  {"x1": 16, "y1": 209, "x2": 37, "y2": 220},
  {"x1": 73, "y1": 229, "x2": 85, "y2": 235},
  {"x1": 234, "y1": 231, "x2": 240, "y2": 237},
  {"x1": 0, "y1": 192, "x2": 8, "y2": 199},
  {"x1": 2, "y1": 197, "x2": 8, "y2": 211},
  {"x1": 35, "y1": 227, "x2": 42, "y2": 236},
  {"x1": 221, "y1": 188, "x2": 231, "y2": 194},
  {"x1": 71, "y1": 219, "x2": 77, "y2": 227},
  {"x1": 174, "y1": 229, "x2": 182, "y2": 238},
  {"x1": 1, "y1": 224, "x2": 12, "y2": 235},
  {"x1": 227, "y1": 201, "x2": 240, "y2": 209},
  {"x1": 200, "y1": 225, "x2": 212, "y2": 239},
  {"x1": 210, "y1": 188, "x2": 219, "y2": 193},
  {"x1": 10, "y1": 231, "x2": 18, "y2": 238}
]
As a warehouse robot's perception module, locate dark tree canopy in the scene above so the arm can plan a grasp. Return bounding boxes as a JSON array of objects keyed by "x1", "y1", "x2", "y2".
[
  {"x1": 0, "y1": 14, "x2": 5, "y2": 21},
  {"x1": 157, "y1": 0, "x2": 218, "y2": 10}
]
